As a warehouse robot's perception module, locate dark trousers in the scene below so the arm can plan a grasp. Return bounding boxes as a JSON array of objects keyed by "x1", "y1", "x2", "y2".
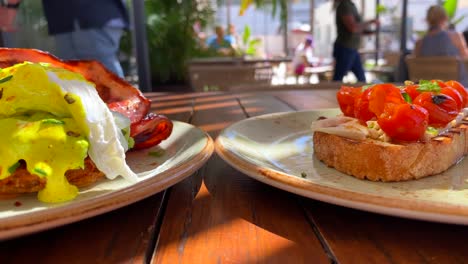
[{"x1": 332, "y1": 42, "x2": 366, "y2": 82}]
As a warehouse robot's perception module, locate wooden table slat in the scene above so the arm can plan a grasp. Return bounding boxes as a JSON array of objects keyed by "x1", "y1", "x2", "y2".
[{"x1": 153, "y1": 93, "x2": 330, "y2": 263}]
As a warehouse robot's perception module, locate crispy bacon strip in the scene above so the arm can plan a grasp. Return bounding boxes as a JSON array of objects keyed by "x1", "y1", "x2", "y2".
[{"x1": 0, "y1": 48, "x2": 172, "y2": 149}]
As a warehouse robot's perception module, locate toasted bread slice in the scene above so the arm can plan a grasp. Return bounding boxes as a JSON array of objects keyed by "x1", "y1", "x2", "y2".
[
  {"x1": 0, "y1": 158, "x2": 105, "y2": 194},
  {"x1": 313, "y1": 122, "x2": 468, "y2": 182}
]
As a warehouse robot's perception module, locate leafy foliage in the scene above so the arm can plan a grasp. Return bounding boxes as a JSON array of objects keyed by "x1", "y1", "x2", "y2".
[
  {"x1": 239, "y1": 0, "x2": 288, "y2": 30},
  {"x1": 123, "y1": 0, "x2": 215, "y2": 85},
  {"x1": 235, "y1": 25, "x2": 261, "y2": 56}
]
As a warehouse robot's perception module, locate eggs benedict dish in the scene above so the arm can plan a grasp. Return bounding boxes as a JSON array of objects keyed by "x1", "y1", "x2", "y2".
[{"x1": 0, "y1": 48, "x2": 173, "y2": 203}]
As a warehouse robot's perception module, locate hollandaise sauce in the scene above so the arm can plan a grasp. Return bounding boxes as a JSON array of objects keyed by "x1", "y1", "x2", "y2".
[{"x1": 0, "y1": 63, "x2": 90, "y2": 203}]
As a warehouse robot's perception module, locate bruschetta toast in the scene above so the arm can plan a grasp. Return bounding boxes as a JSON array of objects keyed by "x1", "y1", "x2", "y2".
[{"x1": 312, "y1": 80, "x2": 468, "y2": 182}]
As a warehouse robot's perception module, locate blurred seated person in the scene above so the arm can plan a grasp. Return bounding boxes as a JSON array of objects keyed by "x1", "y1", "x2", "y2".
[
  {"x1": 206, "y1": 25, "x2": 235, "y2": 56},
  {"x1": 414, "y1": 5, "x2": 468, "y2": 57},
  {"x1": 413, "y1": 5, "x2": 468, "y2": 85},
  {"x1": 225, "y1": 24, "x2": 238, "y2": 46},
  {"x1": 292, "y1": 36, "x2": 314, "y2": 76}
]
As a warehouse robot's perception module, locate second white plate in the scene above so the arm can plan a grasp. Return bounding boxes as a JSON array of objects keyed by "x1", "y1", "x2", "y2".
[{"x1": 215, "y1": 109, "x2": 468, "y2": 225}]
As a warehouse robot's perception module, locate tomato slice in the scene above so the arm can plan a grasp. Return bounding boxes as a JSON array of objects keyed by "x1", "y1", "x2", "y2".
[
  {"x1": 413, "y1": 92, "x2": 459, "y2": 127},
  {"x1": 337, "y1": 86, "x2": 362, "y2": 117},
  {"x1": 445, "y1": 80, "x2": 468, "y2": 107},
  {"x1": 354, "y1": 88, "x2": 375, "y2": 123},
  {"x1": 377, "y1": 103, "x2": 429, "y2": 141},
  {"x1": 403, "y1": 84, "x2": 421, "y2": 100},
  {"x1": 440, "y1": 87, "x2": 463, "y2": 112},
  {"x1": 368, "y1": 83, "x2": 406, "y2": 117}
]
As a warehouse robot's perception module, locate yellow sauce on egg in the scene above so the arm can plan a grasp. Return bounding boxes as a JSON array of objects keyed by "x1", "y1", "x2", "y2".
[{"x1": 0, "y1": 63, "x2": 91, "y2": 203}]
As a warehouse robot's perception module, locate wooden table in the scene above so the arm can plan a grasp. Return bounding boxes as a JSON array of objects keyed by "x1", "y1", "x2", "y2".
[{"x1": 1, "y1": 89, "x2": 468, "y2": 263}]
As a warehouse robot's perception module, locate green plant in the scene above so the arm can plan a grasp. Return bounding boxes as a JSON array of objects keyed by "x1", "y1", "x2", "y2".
[
  {"x1": 239, "y1": 0, "x2": 288, "y2": 32},
  {"x1": 235, "y1": 25, "x2": 261, "y2": 57},
  {"x1": 443, "y1": 0, "x2": 466, "y2": 27},
  {"x1": 142, "y1": 0, "x2": 215, "y2": 85}
]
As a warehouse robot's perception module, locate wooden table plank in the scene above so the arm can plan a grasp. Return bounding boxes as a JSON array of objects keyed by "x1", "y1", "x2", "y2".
[
  {"x1": 0, "y1": 193, "x2": 165, "y2": 264},
  {"x1": 303, "y1": 200, "x2": 468, "y2": 264},
  {"x1": 153, "y1": 93, "x2": 330, "y2": 263}
]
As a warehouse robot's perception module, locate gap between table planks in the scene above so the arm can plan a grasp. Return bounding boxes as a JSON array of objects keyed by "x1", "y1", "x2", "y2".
[{"x1": 152, "y1": 91, "x2": 335, "y2": 264}]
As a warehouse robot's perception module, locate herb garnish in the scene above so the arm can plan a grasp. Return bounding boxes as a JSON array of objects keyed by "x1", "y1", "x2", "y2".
[
  {"x1": 300, "y1": 172, "x2": 307, "y2": 178},
  {"x1": 42, "y1": 119, "x2": 65, "y2": 125},
  {"x1": 64, "y1": 93, "x2": 76, "y2": 104},
  {"x1": 417, "y1": 80, "x2": 441, "y2": 93},
  {"x1": 8, "y1": 162, "x2": 21, "y2": 174},
  {"x1": 149, "y1": 149, "x2": 165, "y2": 157},
  {"x1": 33, "y1": 168, "x2": 47, "y2": 176},
  {"x1": 66, "y1": 131, "x2": 81, "y2": 137},
  {"x1": 426, "y1": 126, "x2": 438, "y2": 136},
  {"x1": 362, "y1": 84, "x2": 374, "y2": 91},
  {"x1": 0, "y1": 75, "x2": 13, "y2": 84},
  {"x1": 402, "y1": 92, "x2": 412, "y2": 103}
]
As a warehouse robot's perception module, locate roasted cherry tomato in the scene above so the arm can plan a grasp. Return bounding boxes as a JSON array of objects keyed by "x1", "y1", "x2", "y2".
[
  {"x1": 377, "y1": 103, "x2": 429, "y2": 141},
  {"x1": 354, "y1": 88, "x2": 375, "y2": 122},
  {"x1": 440, "y1": 86, "x2": 463, "y2": 112},
  {"x1": 368, "y1": 83, "x2": 406, "y2": 117},
  {"x1": 403, "y1": 84, "x2": 421, "y2": 101},
  {"x1": 413, "y1": 92, "x2": 459, "y2": 127},
  {"x1": 337, "y1": 86, "x2": 361, "y2": 117},
  {"x1": 445, "y1": 80, "x2": 468, "y2": 107}
]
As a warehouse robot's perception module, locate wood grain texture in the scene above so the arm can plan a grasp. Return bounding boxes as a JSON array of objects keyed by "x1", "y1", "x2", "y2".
[
  {"x1": 153, "y1": 93, "x2": 330, "y2": 263},
  {"x1": 0, "y1": 193, "x2": 165, "y2": 264},
  {"x1": 302, "y1": 199, "x2": 468, "y2": 264}
]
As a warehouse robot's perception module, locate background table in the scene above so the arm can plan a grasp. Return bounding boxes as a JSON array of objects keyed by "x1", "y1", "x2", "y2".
[{"x1": 1, "y1": 89, "x2": 468, "y2": 264}]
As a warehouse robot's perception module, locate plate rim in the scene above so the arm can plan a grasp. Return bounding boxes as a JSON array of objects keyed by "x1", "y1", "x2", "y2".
[
  {"x1": 0, "y1": 121, "x2": 214, "y2": 241},
  {"x1": 215, "y1": 110, "x2": 468, "y2": 224}
]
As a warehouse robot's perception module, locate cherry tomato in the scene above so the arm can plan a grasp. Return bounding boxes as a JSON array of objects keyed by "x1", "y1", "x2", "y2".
[
  {"x1": 377, "y1": 103, "x2": 429, "y2": 142},
  {"x1": 403, "y1": 84, "x2": 421, "y2": 100},
  {"x1": 368, "y1": 83, "x2": 406, "y2": 117},
  {"x1": 445, "y1": 80, "x2": 468, "y2": 107},
  {"x1": 413, "y1": 92, "x2": 459, "y2": 127},
  {"x1": 337, "y1": 86, "x2": 361, "y2": 117},
  {"x1": 440, "y1": 87, "x2": 463, "y2": 112},
  {"x1": 354, "y1": 88, "x2": 375, "y2": 122}
]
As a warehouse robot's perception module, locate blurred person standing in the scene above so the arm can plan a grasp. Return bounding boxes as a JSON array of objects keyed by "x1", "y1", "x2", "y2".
[
  {"x1": 332, "y1": 0, "x2": 378, "y2": 82},
  {"x1": 41, "y1": 0, "x2": 129, "y2": 77}
]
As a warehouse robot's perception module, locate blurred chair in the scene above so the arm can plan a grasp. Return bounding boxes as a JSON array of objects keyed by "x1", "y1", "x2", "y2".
[{"x1": 406, "y1": 56, "x2": 461, "y2": 81}]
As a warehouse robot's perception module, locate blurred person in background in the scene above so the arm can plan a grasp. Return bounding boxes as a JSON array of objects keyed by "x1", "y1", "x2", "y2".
[
  {"x1": 414, "y1": 5, "x2": 468, "y2": 58},
  {"x1": 292, "y1": 36, "x2": 314, "y2": 76},
  {"x1": 0, "y1": 0, "x2": 21, "y2": 33},
  {"x1": 206, "y1": 25, "x2": 235, "y2": 56},
  {"x1": 332, "y1": 0, "x2": 378, "y2": 82},
  {"x1": 225, "y1": 23, "x2": 238, "y2": 47},
  {"x1": 413, "y1": 5, "x2": 468, "y2": 86},
  {"x1": 42, "y1": 0, "x2": 129, "y2": 77}
]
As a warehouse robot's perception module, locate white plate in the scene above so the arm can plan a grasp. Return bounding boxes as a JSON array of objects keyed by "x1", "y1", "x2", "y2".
[
  {"x1": 0, "y1": 121, "x2": 213, "y2": 240},
  {"x1": 215, "y1": 109, "x2": 468, "y2": 225}
]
